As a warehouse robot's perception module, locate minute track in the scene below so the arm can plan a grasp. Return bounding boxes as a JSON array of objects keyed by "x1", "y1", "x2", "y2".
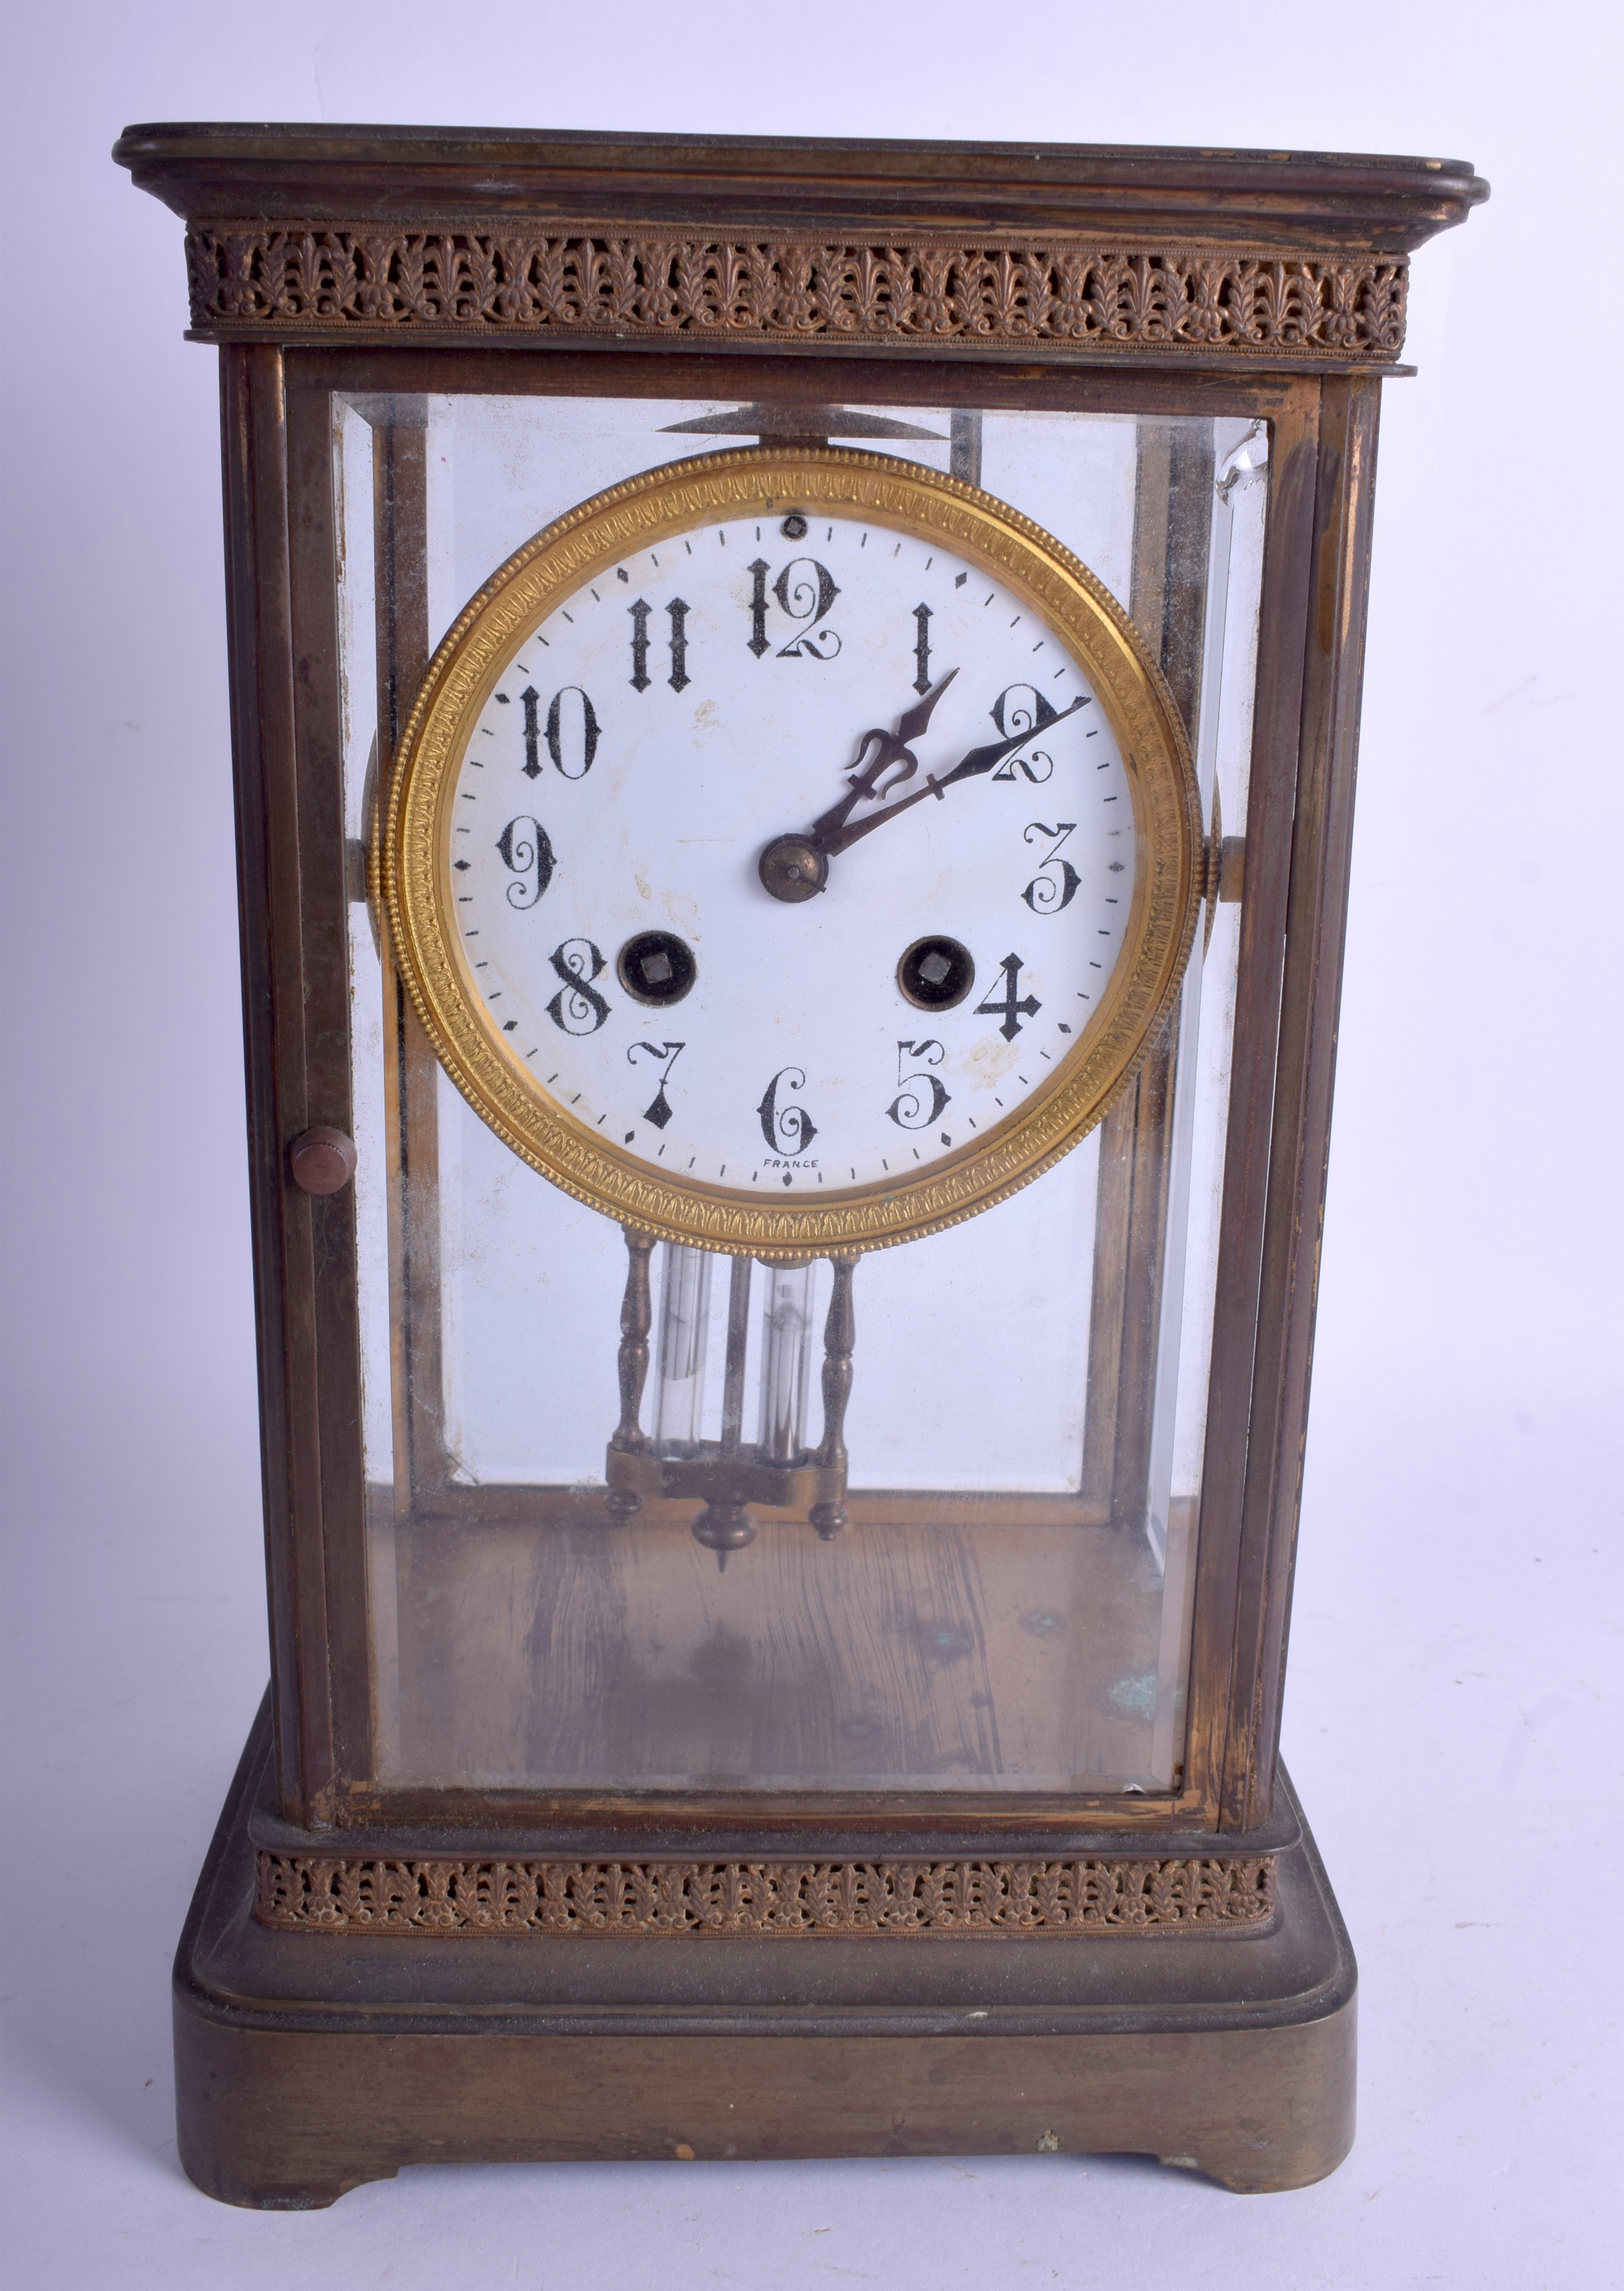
[{"x1": 381, "y1": 446, "x2": 1198, "y2": 1255}]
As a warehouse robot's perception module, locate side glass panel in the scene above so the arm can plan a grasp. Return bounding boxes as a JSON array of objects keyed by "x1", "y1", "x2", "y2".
[{"x1": 335, "y1": 394, "x2": 1267, "y2": 1796}]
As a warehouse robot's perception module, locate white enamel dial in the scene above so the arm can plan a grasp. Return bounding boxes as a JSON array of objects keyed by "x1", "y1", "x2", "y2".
[{"x1": 441, "y1": 503, "x2": 1137, "y2": 1198}]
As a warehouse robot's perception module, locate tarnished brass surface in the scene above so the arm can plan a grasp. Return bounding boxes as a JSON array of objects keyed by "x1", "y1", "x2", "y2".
[
  {"x1": 604, "y1": 1442, "x2": 846, "y2": 1514},
  {"x1": 175, "y1": 1704, "x2": 1356, "y2": 2205}
]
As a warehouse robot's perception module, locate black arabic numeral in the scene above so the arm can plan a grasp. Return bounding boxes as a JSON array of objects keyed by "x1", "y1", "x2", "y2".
[
  {"x1": 546, "y1": 938, "x2": 612, "y2": 1035},
  {"x1": 912, "y1": 602, "x2": 933, "y2": 695},
  {"x1": 628, "y1": 600, "x2": 651, "y2": 691},
  {"x1": 521, "y1": 685, "x2": 542, "y2": 778},
  {"x1": 991, "y1": 684, "x2": 1061, "y2": 739},
  {"x1": 495, "y1": 815, "x2": 555, "y2": 910},
  {"x1": 887, "y1": 1038, "x2": 950, "y2": 1130},
  {"x1": 990, "y1": 683, "x2": 1059, "y2": 782},
  {"x1": 773, "y1": 558, "x2": 842, "y2": 660},
  {"x1": 630, "y1": 600, "x2": 689, "y2": 693},
  {"x1": 1020, "y1": 821, "x2": 1081, "y2": 914},
  {"x1": 975, "y1": 952, "x2": 1041, "y2": 1041},
  {"x1": 627, "y1": 1039, "x2": 685, "y2": 1129},
  {"x1": 746, "y1": 558, "x2": 770, "y2": 658},
  {"x1": 666, "y1": 597, "x2": 690, "y2": 693},
  {"x1": 757, "y1": 1066, "x2": 818, "y2": 1154},
  {"x1": 545, "y1": 686, "x2": 600, "y2": 779}
]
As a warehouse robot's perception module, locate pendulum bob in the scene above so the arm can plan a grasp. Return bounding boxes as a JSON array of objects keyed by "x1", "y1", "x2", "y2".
[{"x1": 604, "y1": 1237, "x2": 858, "y2": 1562}]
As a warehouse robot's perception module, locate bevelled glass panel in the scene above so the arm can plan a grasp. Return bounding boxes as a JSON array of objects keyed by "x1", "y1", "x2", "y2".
[{"x1": 337, "y1": 393, "x2": 1267, "y2": 1795}]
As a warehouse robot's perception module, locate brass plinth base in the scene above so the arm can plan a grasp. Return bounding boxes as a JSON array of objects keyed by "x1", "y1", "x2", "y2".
[{"x1": 173, "y1": 1702, "x2": 1355, "y2": 2208}]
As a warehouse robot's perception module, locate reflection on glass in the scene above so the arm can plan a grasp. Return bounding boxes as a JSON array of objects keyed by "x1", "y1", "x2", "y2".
[
  {"x1": 333, "y1": 391, "x2": 1270, "y2": 1799},
  {"x1": 758, "y1": 1262, "x2": 815, "y2": 1464},
  {"x1": 653, "y1": 1244, "x2": 713, "y2": 1457}
]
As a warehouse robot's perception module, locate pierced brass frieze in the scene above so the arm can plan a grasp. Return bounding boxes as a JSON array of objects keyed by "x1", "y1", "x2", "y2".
[
  {"x1": 254, "y1": 1850, "x2": 1278, "y2": 1936},
  {"x1": 184, "y1": 227, "x2": 1407, "y2": 360}
]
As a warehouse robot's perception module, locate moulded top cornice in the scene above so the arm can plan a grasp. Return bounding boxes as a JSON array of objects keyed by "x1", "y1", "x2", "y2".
[{"x1": 112, "y1": 122, "x2": 1488, "y2": 252}]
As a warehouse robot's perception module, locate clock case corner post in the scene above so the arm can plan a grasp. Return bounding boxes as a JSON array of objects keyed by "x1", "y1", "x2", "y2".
[
  {"x1": 219, "y1": 340, "x2": 371, "y2": 1827},
  {"x1": 1207, "y1": 371, "x2": 1384, "y2": 1831}
]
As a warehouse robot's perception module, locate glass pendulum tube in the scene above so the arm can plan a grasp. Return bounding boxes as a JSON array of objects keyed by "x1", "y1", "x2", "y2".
[
  {"x1": 653, "y1": 1243, "x2": 712, "y2": 1456},
  {"x1": 689, "y1": 1254, "x2": 756, "y2": 1565},
  {"x1": 719, "y1": 1256, "x2": 752, "y2": 1457},
  {"x1": 758, "y1": 1262, "x2": 815, "y2": 1464}
]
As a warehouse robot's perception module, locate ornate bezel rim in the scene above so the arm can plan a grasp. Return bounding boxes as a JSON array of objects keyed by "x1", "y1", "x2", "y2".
[{"x1": 379, "y1": 446, "x2": 1201, "y2": 1257}]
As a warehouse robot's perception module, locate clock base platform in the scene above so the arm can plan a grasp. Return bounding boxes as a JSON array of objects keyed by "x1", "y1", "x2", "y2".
[{"x1": 172, "y1": 1701, "x2": 1355, "y2": 2207}]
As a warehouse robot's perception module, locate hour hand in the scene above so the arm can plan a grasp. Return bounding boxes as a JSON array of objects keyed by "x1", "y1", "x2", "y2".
[
  {"x1": 893, "y1": 667, "x2": 963, "y2": 750},
  {"x1": 807, "y1": 670, "x2": 960, "y2": 845},
  {"x1": 815, "y1": 695, "x2": 1090, "y2": 858}
]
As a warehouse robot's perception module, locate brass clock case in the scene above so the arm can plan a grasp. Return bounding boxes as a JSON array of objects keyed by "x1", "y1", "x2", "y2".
[{"x1": 379, "y1": 446, "x2": 1202, "y2": 1258}]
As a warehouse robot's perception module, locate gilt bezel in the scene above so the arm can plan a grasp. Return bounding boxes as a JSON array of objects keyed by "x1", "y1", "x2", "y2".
[{"x1": 379, "y1": 446, "x2": 1201, "y2": 1258}]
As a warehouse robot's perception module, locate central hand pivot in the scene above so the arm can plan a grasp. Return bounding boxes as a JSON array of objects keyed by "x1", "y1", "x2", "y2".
[
  {"x1": 758, "y1": 669, "x2": 1088, "y2": 902},
  {"x1": 758, "y1": 670, "x2": 958, "y2": 904},
  {"x1": 758, "y1": 832, "x2": 830, "y2": 904}
]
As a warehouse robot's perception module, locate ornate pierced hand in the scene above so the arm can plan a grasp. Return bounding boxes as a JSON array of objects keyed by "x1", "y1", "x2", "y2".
[
  {"x1": 758, "y1": 683, "x2": 1088, "y2": 900},
  {"x1": 757, "y1": 672, "x2": 959, "y2": 903}
]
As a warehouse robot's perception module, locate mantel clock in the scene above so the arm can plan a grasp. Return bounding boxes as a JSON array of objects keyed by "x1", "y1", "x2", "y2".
[{"x1": 115, "y1": 122, "x2": 1485, "y2": 2205}]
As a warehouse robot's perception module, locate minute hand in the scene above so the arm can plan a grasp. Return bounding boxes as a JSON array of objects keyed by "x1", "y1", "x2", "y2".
[{"x1": 816, "y1": 696, "x2": 1090, "y2": 858}]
